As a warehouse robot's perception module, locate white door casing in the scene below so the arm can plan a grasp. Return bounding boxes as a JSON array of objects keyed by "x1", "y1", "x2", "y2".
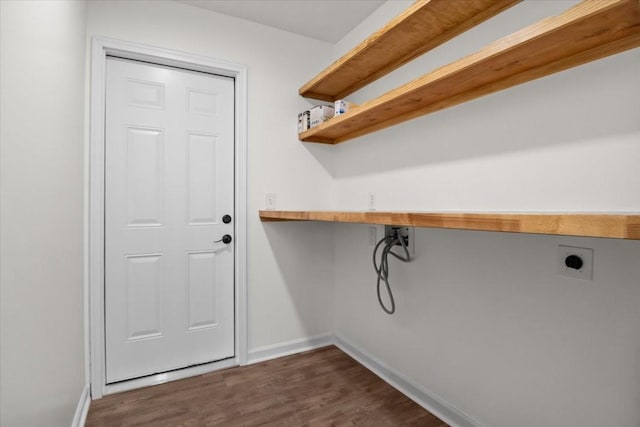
[
  {"x1": 89, "y1": 37, "x2": 248, "y2": 397},
  {"x1": 104, "y1": 57, "x2": 234, "y2": 383}
]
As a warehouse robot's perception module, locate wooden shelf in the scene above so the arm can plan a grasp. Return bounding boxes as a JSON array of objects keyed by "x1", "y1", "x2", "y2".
[
  {"x1": 259, "y1": 210, "x2": 640, "y2": 240},
  {"x1": 299, "y1": 0, "x2": 520, "y2": 102},
  {"x1": 299, "y1": 0, "x2": 640, "y2": 144}
]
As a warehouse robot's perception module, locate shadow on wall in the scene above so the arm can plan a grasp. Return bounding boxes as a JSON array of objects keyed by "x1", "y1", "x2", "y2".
[
  {"x1": 299, "y1": 49, "x2": 639, "y2": 179},
  {"x1": 261, "y1": 221, "x2": 335, "y2": 337},
  {"x1": 299, "y1": 139, "x2": 336, "y2": 178}
]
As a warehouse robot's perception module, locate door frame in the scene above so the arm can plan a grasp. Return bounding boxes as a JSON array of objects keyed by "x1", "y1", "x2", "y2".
[{"x1": 88, "y1": 36, "x2": 248, "y2": 398}]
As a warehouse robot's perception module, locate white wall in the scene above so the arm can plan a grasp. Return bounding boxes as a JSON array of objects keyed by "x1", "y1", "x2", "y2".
[
  {"x1": 85, "y1": 0, "x2": 337, "y2": 355},
  {"x1": 0, "y1": 1, "x2": 88, "y2": 426},
  {"x1": 330, "y1": 1, "x2": 640, "y2": 426}
]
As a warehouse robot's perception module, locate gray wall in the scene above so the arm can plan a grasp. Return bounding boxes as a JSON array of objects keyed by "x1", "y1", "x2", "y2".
[{"x1": 0, "y1": 1, "x2": 88, "y2": 426}]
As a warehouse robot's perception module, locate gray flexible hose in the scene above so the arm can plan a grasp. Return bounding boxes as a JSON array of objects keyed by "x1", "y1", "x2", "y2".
[{"x1": 373, "y1": 229, "x2": 411, "y2": 314}]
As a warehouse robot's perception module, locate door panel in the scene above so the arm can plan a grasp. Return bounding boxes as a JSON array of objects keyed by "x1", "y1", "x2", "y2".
[
  {"x1": 186, "y1": 251, "x2": 219, "y2": 330},
  {"x1": 125, "y1": 127, "x2": 164, "y2": 227},
  {"x1": 105, "y1": 57, "x2": 235, "y2": 383},
  {"x1": 187, "y1": 132, "x2": 219, "y2": 225},
  {"x1": 125, "y1": 253, "x2": 163, "y2": 340}
]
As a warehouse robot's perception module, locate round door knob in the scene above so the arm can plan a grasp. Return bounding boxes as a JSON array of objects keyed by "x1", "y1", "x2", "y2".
[{"x1": 222, "y1": 214, "x2": 232, "y2": 224}]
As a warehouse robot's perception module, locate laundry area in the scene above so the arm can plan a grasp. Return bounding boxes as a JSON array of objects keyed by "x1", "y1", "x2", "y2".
[{"x1": 1, "y1": 1, "x2": 639, "y2": 426}]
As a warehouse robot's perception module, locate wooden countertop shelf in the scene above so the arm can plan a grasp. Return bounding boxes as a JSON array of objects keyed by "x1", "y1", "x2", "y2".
[
  {"x1": 299, "y1": 0, "x2": 640, "y2": 144},
  {"x1": 299, "y1": 0, "x2": 520, "y2": 102},
  {"x1": 259, "y1": 210, "x2": 640, "y2": 240}
]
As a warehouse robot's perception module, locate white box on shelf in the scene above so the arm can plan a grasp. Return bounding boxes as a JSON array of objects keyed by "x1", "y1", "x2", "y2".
[
  {"x1": 297, "y1": 110, "x2": 310, "y2": 133},
  {"x1": 309, "y1": 105, "x2": 334, "y2": 128},
  {"x1": 334, "y1": 100, "x2": 355, "y2": 116}
]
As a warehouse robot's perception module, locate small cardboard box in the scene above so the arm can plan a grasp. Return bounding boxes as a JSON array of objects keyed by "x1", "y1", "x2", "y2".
[
  {"x1": 334, "y1": 100, "x2": 355, "y2": 116},
  {"x1": 297, "y1": 110, "x2": 310, "y2": 133},
  {"x1": 309, "y1": 105, "x2": 335, "y2": 127}
]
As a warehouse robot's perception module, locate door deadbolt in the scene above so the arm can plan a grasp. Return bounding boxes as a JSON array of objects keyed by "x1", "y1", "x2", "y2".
[{"x1": 222, "y1": 214, "x2": 232, "y2": 224}]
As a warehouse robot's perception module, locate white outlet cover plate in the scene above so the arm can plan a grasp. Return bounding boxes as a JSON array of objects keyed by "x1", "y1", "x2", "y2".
[
  {"x1": 557, "y1": 245, "x2": 593, "y2": 280},
  {"x1": 368, "y1": 226, "x2": 377, "y2": 246},
  {"x1": 368, "y1": 193, "x2": 376, "y2": 211},
  {"x1": 265, "y1": 193, "x2": 276, "y2": 210}
]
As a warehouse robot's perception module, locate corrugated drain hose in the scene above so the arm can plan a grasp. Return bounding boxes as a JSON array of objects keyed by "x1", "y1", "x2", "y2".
[{"x1": 373, "y1": 228, "x2": 411, "y2": 314}]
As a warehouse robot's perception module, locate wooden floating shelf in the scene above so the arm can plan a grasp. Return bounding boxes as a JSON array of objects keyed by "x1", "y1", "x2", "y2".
[
  {"x1": 259, "y1": 210, "x2": 640, "y2": 240},
  {"x1": 299, "y1": 0, "x2": 640, "y2": 144},
  {"x1": 299, "y1": 0, "x2": 520, "y2": 102}
]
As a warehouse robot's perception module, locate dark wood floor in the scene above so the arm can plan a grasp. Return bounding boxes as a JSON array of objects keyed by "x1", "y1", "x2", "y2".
[{"x1": 86, "y1": 345, "x2": 448, "y2": 426}]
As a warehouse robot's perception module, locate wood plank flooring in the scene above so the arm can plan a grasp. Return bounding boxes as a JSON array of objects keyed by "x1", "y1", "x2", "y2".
[{"x1": 86, "y1": 345, "x2": 448, "y2": 426}]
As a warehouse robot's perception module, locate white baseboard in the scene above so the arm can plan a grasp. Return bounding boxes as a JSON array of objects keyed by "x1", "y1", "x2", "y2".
[
  {"x1": 247, "y1": 333, "x2": 333, "y2": 364},
  {"x1": 334, "y1": 334, "x2": 485, "y2": 427},
  {"x1": 71, "y1": 384, "x2": 90, "y2": 427}
]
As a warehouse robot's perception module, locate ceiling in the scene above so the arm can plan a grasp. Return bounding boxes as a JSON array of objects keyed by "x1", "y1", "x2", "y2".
[{"x1": 177, "y1": 0, "x2": 386, "y2": 43}]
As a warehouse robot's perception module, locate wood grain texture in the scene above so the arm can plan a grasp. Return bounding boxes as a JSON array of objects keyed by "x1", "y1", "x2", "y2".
[
  {"x1": 300, "y1": 0, "x2": 640, "y2": 144},
  {"x1": 299, "y1": 0, "x2": 520, "y2": 102},
  {"x1": 86, "y1": 346, "x2": 448, "y2": 427},
  {"x1": 259, "y1": 210, "x2": 640, "y2": 240}
]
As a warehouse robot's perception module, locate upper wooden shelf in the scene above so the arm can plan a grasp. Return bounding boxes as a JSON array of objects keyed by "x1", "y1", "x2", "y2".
[
  {"x1": 299, "y1": 0, "x2": 521, "y2": 102},
  {"x1": 299, "y1": 0, "x2": 640, "y2": 144},
  {"x1": 259, "y1": 210, "x2": 640, "y2": 240}
]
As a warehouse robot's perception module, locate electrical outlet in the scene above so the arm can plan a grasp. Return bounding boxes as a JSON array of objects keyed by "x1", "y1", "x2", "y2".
[
  {"x1": 265, "y1": 193, "x2": 276, "y2": 210},
  {"x1": 557, "y1": 245, "x2": 593, "y2": 280},
  {"x1": 368, "y1": 193, "x2": 376, "y2": 211},
  {"x1": 368, "y1": 226, "x2": 377, "y2": 246},
  {"x1": 384, "y1": 225, "x2": 415, "y2": 257}
]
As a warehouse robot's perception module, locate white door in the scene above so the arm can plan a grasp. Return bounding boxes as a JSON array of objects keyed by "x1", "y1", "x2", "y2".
[{"x1": 104, "y1": 57, "x2": 235, "y2": 383}]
